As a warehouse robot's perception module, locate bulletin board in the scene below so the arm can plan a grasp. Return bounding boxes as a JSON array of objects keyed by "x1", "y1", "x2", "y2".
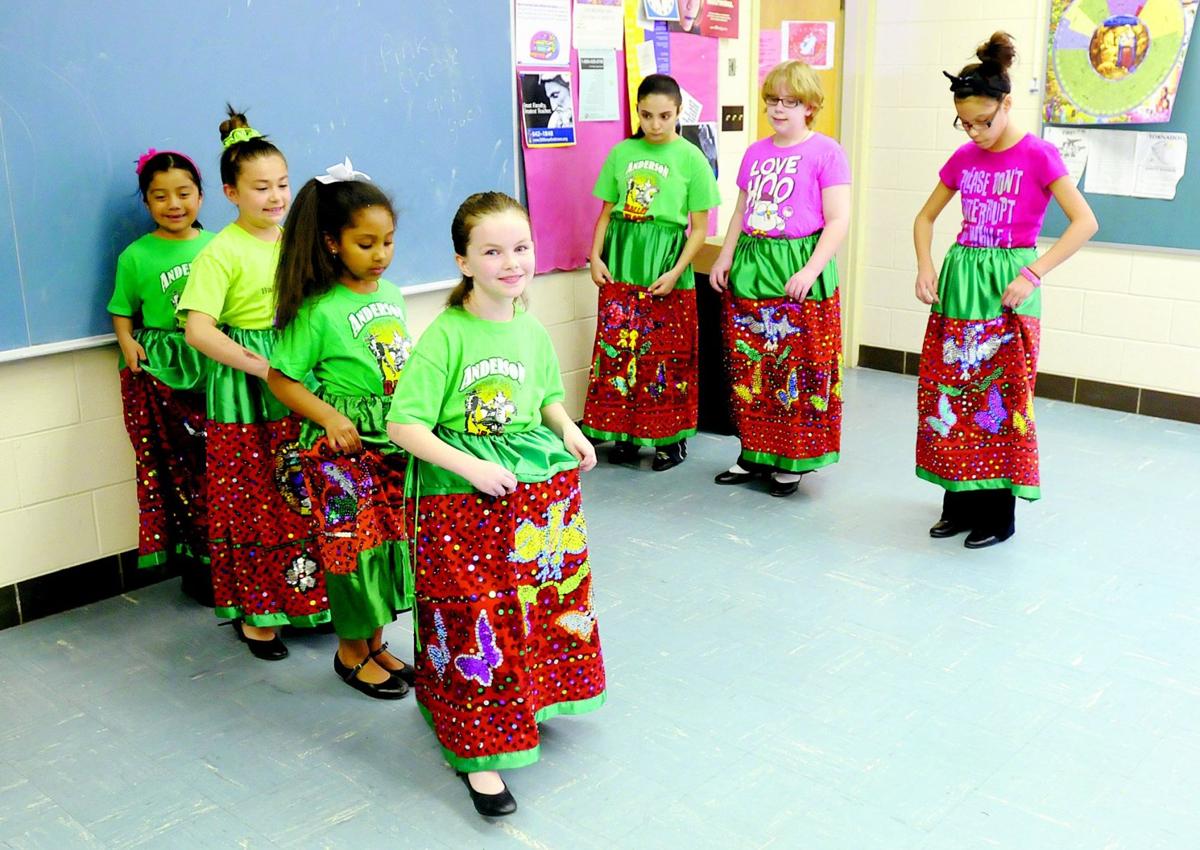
[
  {"x1": 522, "y1": 0, "x2": 725, "y2": 274},
  {"x1": 1042, "y1": 2, "x2": 1200, "y2": 250}
]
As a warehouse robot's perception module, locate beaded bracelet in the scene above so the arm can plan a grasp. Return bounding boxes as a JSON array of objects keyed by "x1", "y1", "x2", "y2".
[{"x1": 1019, "y1": 266, "x2": 1042, "y2": 288}]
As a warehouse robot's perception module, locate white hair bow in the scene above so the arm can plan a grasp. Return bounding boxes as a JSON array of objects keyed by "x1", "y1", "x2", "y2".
[{"x1": 315, "y1": 157, "x2": 371, "y2": 184}]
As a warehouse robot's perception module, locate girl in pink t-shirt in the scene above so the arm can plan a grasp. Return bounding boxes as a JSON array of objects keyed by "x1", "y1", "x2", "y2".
[
  {"x1": 912, "y1": 32, "x2": 1097, "y2": 549},
  {"x1": 709, "y1": 61, "x2": 851, "y2": 497}
]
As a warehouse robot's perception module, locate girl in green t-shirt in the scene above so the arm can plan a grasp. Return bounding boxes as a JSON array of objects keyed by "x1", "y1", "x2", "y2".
[
  {"x1": 583, "y1": 73, "x2": 721, "y2": 471},
  {"x1": 267, "y1": 162, "x2": 415, "y2": 701},
  {"x1": 108, "y1": 150, "x2": 214, "y2": 602},
  {"x1": 179, "y1": 106, "x2": 330, "y2": 660},
  {"x1": 388, "y1": 192, "x2": 606, "y2": 818}
]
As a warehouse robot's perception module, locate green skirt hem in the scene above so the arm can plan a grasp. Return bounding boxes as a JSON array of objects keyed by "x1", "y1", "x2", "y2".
[
  {"x1": 326, "y1": 540, "x2": 413, "y2": 639},
  {"x1": 916, "y1": 467, "x2": 1041, "y2": 501},
  {"x1": 418, "y1": 692, "x2": 607, "y2": 771},
  {"x1": 214, "y1": 608, "x2": 332, "y2": 628},
  {"x1": 579, "y1": 425, "x2": 697, "y2": 447},
  {"x1": 741, "y1": 449, "x2": 839, "y2": 473},
  {"x1": 136, "y1": 551, "x2": 169, "y2": 568}
]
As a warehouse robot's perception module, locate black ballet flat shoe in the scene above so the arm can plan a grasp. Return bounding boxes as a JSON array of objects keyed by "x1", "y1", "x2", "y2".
[
  {"x1": 963, "y1": 525, "x2": 1015, "y2": 550},
  {"x1": 368, "y1": 641, "x2": 416, "y2": 687},
  {"x1": 334, "y1": 652, "x2": 409, "y2": 700},
  {"x1": 227, "y1": 620, "x2": 288, "y2": 661},
  {"x1": 714, "y1": 469, "x2": 756, "y2": 485},
  {"x1": 608, "y1": 442, "x2": 640, "y2": 465},
  {"x1": 457, "y1": 771, "x2": 518, "y2": 818},
  {"x1": 651, "y1": 440, "x2": 688, "y2": 472},
  {"x1": 768, "y1": 476, "x2": 803, "y2": 497},
  {"x1": 929, "y1": 519, "x2": 967, "y2": 539}
]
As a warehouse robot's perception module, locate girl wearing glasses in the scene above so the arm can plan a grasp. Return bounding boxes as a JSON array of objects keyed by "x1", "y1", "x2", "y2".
[
  {"x1": 709, "y1": 60, "x2": 851, "y2": 497},
  {"x1": 912, "y1": 32, "x2": 1097, "y2": 548}
]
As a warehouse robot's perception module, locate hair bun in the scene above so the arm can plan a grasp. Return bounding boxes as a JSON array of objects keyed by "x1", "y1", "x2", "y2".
[
  {"x1": 218, "y1": 103, "x2": 251, "y2": 142},
  {"x1": 976, "y1": 31, "x2": 1016, "y2": 71}
]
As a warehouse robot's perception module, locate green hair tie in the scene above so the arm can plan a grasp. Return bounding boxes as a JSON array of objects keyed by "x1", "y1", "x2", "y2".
[{"x1": 222, "y1": 126, "x2": 264, "y2": 148}]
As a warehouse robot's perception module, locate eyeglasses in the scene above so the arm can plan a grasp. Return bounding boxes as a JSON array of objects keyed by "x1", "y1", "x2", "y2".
[
  {"x1": 764, "y1": 96, "x2": 803, "y2": 109},
  {"x1": 953, "y1": 102, "x2": 1003, "y2": 133}
]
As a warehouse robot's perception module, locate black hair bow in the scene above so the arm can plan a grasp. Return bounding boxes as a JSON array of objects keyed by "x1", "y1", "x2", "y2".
[{"x1": 942, "y1": 70, "x2": 1011, "y2": 98}]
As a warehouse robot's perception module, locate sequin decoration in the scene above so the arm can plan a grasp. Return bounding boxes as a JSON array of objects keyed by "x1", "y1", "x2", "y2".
[
  {"x1": 583, "y1": 281, "x2": 698, "y2": 443},
  {"x1": 722, "y1": 291, "x2": 843, "y2": 472},
  {"x1": 206, "y1": 418, "x2": 328, "y2": 622},
  {"x1": 412, "y1": 470, "x2": 605, "y2": 769},
  {"x1": 916, "y1": 311, "x2": 1041, "y2": 495},
  {"x1": 119, "y1": 368, "x2": 208, "y2": 565},
  {"x1": 272, "y1": 440, "x2": 312, "y2": 516},
  {"x1": 300, "y1": 438, "x2": 407, "y2": 576}
]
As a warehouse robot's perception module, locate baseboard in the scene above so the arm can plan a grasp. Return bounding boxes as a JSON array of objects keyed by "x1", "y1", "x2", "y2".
[
  {"x1": 0, "y1": 550, "x2": 177, "y2": 632},
  {"x1": 857, "y1": 344, "x2": 1200, "y2": 426}
]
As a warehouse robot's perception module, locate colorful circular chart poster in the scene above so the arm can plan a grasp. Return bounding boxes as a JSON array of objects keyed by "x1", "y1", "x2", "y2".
[{"x1": 1044, "y1": 0, "x2": 1198, "y2": 124}]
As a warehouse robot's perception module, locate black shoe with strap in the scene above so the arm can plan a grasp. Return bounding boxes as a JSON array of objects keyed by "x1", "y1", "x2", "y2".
[
  {"x1": 457, "y1": 771, "x2": 518, "y2": 817},
  {"x1": 368, "y1": 641, "x2": 416, "y2": 687},
  {"x1": 225, "y1": 620, "x2": 289, "y2": 661},
  {"x1": 334, "y1": 652, "x2": 409, "y2": 700},
  {"x1": 651, "y1": 439, "x2": 688, "y2": 472},
  {"x1": 608, "y1": 441, "x2": 639, "y2": 465}
]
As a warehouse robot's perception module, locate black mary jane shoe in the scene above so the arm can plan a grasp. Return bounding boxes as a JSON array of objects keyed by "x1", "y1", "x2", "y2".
[
  {"x1": 768, "y1": 475, "x2": 803, "y2": 498},
  {"x1": 963, "y1": 525, "x2": 1015, "y2": 550},
  {"x1": 368, "y1": 642, "x2": 416, "y2": 687},
  {"x1": 651, "y1": 439, "x2": 688, "y2": 472},
  {"x1": 714, "y1": 468, "x2": 757, "y2": 485},
  {"x1": 227, "y1": 620, "x2": 289, "y2": 661},
  {"x1": 457, "y1": 771, "x2": 518, "y2": 818},
  {"x1": 608, "y1": 441, "x2": 640, "y2": 465},
  {"x1": 334, "y1": 652, "x2": 409, "y2": 700},
  {"x1": 928, "y1": 519, "x2": 967, "y2": 539}
]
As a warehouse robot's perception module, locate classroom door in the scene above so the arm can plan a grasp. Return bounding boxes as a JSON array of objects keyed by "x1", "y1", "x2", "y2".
[{"x1": 756, "y1": 0, "x2": 844, "y2": 140}]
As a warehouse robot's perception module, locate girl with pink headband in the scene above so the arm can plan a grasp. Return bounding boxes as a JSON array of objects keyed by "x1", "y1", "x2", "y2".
[{"x1": 108, "y1": 149, "x2": 215, "y2": 603}]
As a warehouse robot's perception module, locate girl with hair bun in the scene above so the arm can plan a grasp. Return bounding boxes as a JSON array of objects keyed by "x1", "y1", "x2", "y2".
[
  {"x1": 912, "y1": 33, "x2": 1097, "y2": 549},
  {"x1": 179, "y1": 106, "x2": 330, "y2": 658}
]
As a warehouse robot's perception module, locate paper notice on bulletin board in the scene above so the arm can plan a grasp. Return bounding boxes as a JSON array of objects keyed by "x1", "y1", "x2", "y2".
[
  {"x1": 573, "y1": 0, "x2": 623, "y2": 50},
  {"x1": 758, "y1": 28, "x2": 781, "y2": 84},
  {"x1": 579, "y1": 49, "x2": 619, "y2": 121},
  {"x1": 782, "y1": 20, "x2": 834, "y2": 70},
  {"x1": 515, "y1": 0, "x2": 572, "y2": 66},
  {"x1": 1081, "y1": 130, "x2": 1188, "y2": 200}
]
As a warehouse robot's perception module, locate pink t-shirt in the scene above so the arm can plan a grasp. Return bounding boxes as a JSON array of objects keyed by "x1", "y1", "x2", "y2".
[
  {"x1": 939, "y1": 134, "x2": 1069, "y2": 249},
  {"x1": 736, "y1": 133, "x2": 851, "y2": 239}
]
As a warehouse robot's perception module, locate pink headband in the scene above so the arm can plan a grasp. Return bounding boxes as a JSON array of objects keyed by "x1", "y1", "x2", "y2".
[{"x1": 135, "y1": 148, "x2": 201, "y2": 178}]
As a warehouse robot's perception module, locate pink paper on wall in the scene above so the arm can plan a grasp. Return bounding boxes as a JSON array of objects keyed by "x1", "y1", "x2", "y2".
[
  {"x1": 523, "y1": 22, "x2": 722, "y2": 272},
  {"x1": 758, "y1": 28, "x2": 780, "y2": 85},
  {"x1": 523, "y1": 47, "x2": 630, "y2": 274}
]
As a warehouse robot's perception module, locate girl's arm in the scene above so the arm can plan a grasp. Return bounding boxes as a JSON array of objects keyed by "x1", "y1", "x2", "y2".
[
  {"x1": 589, "y1": 201, "x2": 616, "y2": 287},
  {"x1": 541, "y1": 401, "x2": 597, "y2": 472},
  {"x1": 184, "y1": 311, "x2": 270, "y2": 378},
  {"x1": 649, "y1": 208, "x2": 711, "y2": 296},
  {"x1": 709, "y1": 190, "x2": 748, "y2": 292},
  {"x1": 785, "y1": 184, "x2": 851, "y2": 301},
  {"x1": 266, "y1": 368, "x2": 362, "y2": 453},
  {"x1": 912, "y1": 182, "x2": 957, "y2": 305},
  {"x1": 112, "y1": 315, "x2": 145, "y2": 373},
  {"x1": 1000, "y1": 176, "x2": 1098, "y2": 309},
  {"x1": 387, "y1": 422, "x2": 518, "y2": 498}
]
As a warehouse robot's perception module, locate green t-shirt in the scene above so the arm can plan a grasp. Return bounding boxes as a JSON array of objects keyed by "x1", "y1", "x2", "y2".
[
  {"x1": 593, "y1": 137, "x2": 721, "y2": 227},
  {"x1": 177, "y1": 223, "x2": 281, "y2": 329},
  {"x1": 271, "y1": 280, "x2": 413, "y2": 398},
  {"x1": 107, "y1": 231, "x2": 216, "y2": 330},
  {"x1": 387, "y1": 306, "x2": 564, "y2": 436}
]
